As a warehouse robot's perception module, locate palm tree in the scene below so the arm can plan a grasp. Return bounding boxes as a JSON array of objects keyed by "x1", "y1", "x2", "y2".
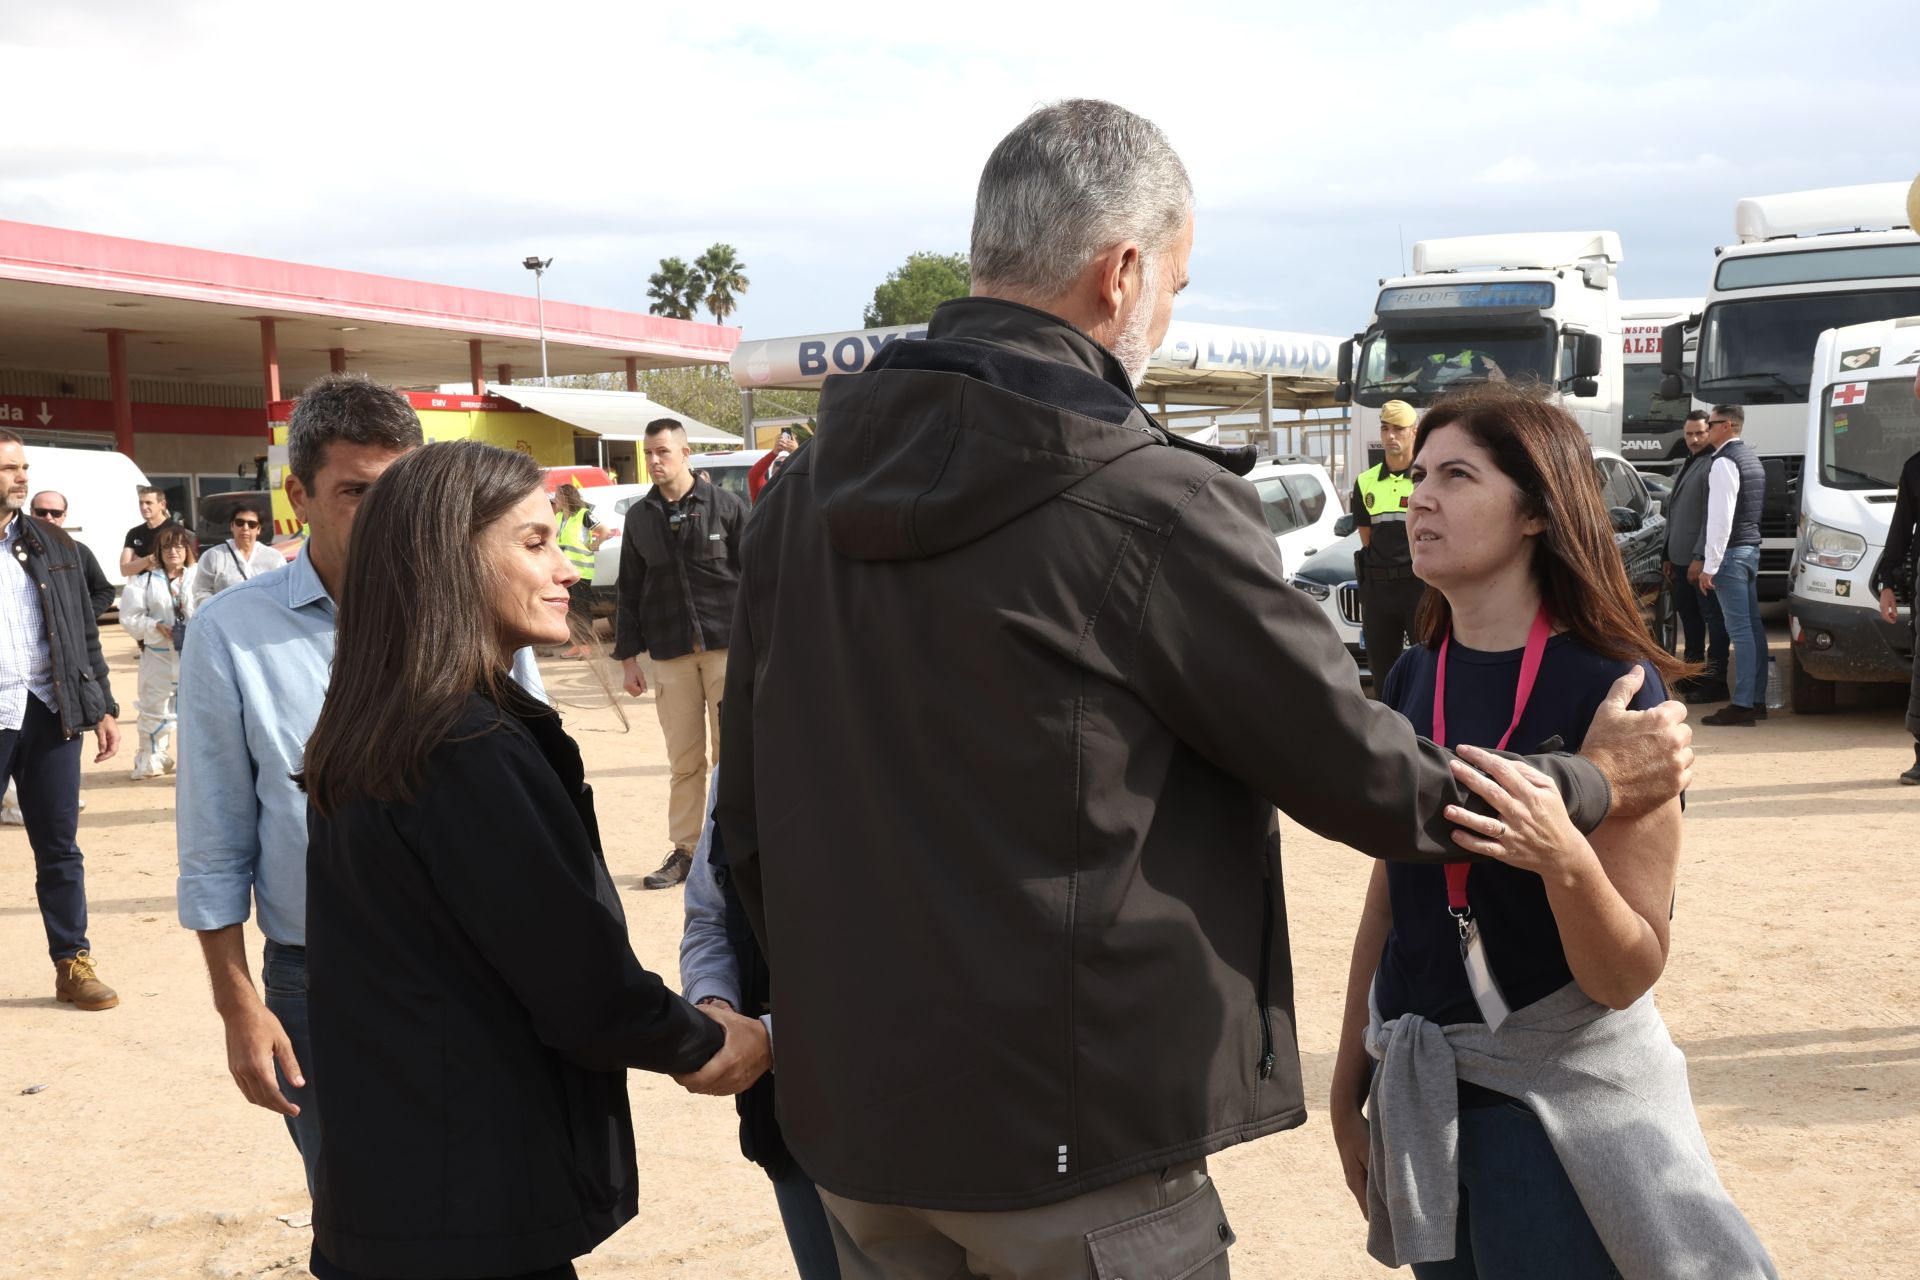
[
  {"x1": 646, "y1": 257, "x2": 706, "y2": 320},
  {"x1": 694, "y1": 243, "x2": 749, "y2": 325}
]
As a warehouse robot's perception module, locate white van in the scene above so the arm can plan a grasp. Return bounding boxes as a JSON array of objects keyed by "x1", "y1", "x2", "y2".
[
  {"x1": 1784, "y1": 315, "x2": 1920, "y2": 712},
  {"x1": 21, "y1": 446, "x2": 148, "y2": 586}
]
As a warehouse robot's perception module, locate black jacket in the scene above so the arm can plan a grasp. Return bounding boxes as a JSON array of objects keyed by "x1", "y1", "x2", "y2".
[
  {"x1": 8, "y1": 514, "x2": 118, "y2": 735},
  {"x1": 73, "y1": 543, "x2": 116, "y2": 618},
  {"x1": 716, "y1": 297, "x2": 1613, "y2": 1212},
  {"x1": 610, "y1": 478, "x2": 747, "y2": 662},
  {"x1": 306, "y1": 691, "x2": 723, "y2": 1278},
  {"x1": 1869, "y1": 449, "x2": 1920, "y2": 600}
]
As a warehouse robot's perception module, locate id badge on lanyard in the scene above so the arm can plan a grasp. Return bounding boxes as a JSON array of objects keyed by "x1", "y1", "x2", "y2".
[{"x1": 1431, "y1": 607, "x2": 1551, "y2": 1032}]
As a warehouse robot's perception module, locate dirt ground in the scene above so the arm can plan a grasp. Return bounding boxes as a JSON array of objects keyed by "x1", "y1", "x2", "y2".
[{"x1": 3, "y1": 623, "x2": 1916, "y2": 1279}]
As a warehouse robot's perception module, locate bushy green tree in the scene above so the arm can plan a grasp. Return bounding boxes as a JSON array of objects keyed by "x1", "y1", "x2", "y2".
[{"x1": 863, "y1": 252, "x2": 970, "y2": 328}]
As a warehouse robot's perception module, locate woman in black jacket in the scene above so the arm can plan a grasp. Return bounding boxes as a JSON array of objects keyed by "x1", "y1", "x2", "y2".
[{"x1": 298, "y1": 440, "x2": 767, "y2": 1280}]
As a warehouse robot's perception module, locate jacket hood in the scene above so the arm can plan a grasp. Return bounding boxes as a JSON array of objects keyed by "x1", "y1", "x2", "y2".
[{"x1": 808, "y1": 297, "x2": 1251, "y2": 561}]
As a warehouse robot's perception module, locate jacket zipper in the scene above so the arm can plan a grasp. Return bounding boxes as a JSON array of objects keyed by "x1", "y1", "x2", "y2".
[{"x1": 1256, "y1": 876, "x2": 1276, "y2": 1081}]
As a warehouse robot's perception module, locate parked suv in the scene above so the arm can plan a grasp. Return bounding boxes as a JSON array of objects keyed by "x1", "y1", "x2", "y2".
[
  {"x1": 1245, "y1": 455, "x2": 1344, "y2": 578},
  {"x1": 1287, "y1": 448, "x2": 1669, "y2": 683}
]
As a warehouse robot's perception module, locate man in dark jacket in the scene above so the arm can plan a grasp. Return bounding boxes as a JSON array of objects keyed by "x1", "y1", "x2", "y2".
[
  {"x1": 0, "y1": 430, "x2": 122, "y2": 1010},
  {"x1": 30, "y1": 490, "x2": 116, "y2": 618},
  {"x1": 612, "y1": 418, "x2": 749, "y2": 889},
  {"x1": 1662, "y1": 412, "x2": 1724, "y2": 696},
  {"x1": 716, "y1": 100, "x2": 1694, "y2": 1276},
  {"x1": 1872, "y1": 439, "x2": 1920, "y2": 783}
]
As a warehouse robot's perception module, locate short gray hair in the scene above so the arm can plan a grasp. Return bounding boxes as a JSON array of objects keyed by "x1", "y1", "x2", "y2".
[
  {"x1": 288, "y1": 373, "x2": 425, "y2": 487},
  {"x1": 970, "y1": 99, "x2": 1192, "y2": 299}
]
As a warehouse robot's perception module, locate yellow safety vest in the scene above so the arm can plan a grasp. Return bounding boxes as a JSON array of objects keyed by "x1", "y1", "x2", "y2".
[
  {"x1": 557, "y1": 509, "x2": 596, "y2": 581},
  {"x1": 1355, "y1": 463, "x2": 1414, "y2": 524}
]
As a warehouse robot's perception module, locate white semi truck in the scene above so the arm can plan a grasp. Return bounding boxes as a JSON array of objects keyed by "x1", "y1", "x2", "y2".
[
  {"x1": 1783, "y1": 316, "x2": 1920, "y2": 712},
  {"x1": 1618, "y1": 297, "x2": 1700, "y2": 475},
  {"x1": 1659, "y1": 183, "x2": 1920, "y2": 597},
  {"x1": 1338, "y1": 231, "x2": 1621, "y2": 480}
]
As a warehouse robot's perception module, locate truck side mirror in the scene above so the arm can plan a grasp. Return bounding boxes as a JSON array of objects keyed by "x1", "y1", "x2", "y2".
[
  {"x1": 1608, "y1": 506, "x2": 1640, "y2": 534},
  {"x1": 1658, "y1": 374, "x2": 1684, "y2": 401},
  {"x1": 1337, "y1": 339, "x2": 1355, "y2": 385},
  {"x1": 1334, "y1": 513, "x2": 1357, "y2": 538},
  {"x1": 1572, "y1": 376, "x2": 1599, "y2": 398},
  {"x1": 1659, "y1": 322, "x2": 1685, "y2": 376},
  {"x1": 1575, "y1": 332, "x2": 1604, "y2": 379}
]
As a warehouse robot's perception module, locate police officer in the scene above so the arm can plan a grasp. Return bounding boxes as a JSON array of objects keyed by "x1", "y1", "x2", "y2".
[
  {"x1": 552, "y1": 483, "x2": 610, "y2": 660},
  {"x1": 1351, "y1": 400, "x2": 1424, "y2": 681}
]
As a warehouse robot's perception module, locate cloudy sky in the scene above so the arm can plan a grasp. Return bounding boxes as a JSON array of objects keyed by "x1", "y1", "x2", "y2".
[{"x1": 5, "y1": 1, "x2": 1917, "y2": 344}]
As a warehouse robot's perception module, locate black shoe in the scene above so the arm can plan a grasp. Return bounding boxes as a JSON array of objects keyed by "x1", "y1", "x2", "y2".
[
  {"x1": 642, "y1": 849, "x2": 693, "y2": 890},
  {"x1": 1701, "y1": 704, "x2": 1757, "y2": 727},
  {"x1": 1753, "y1": 704, "x2": 1769, "y2": 720},
  {"x1": 1684, "y1": 681, "x2": 1730, "y2": 705},
  {"x1": 1901, "y1": 744, "x2": 1920, "y2": 786}
]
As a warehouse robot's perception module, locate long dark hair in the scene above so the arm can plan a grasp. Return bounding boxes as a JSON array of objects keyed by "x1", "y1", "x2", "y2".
[
  {"x1": 299, "y1": 441, "x2": 549, "y2": 816},
  {"x1": 1411, "y1": 383, "x2": 1690, "y2": 684}
]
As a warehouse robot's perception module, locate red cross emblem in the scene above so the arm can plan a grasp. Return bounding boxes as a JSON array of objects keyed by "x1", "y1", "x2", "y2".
[{"x1": 1831, "y1": 382, "x2": 1868, "y2": 406}]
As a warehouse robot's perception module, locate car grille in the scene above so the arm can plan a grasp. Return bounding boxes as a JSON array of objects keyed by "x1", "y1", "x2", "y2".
[
  {"x1": 1760, "y1": 455, "x2": 1803, "y2": 540},
  {"x1": 1338, "y1": 583, "x2": 1364, "y2": 627},
  {"x1": 1760, "y1": 548, "x2": 1792, "y2": 576}
]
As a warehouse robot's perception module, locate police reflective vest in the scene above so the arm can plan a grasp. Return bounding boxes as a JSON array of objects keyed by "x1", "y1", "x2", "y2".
[
  {"x1": 1355, "y1": 462, "x2": 1416, "y2": 580},
  {"x1": 1355, "y1": 463, "x2": 1414, "y2": 524},
  {"x1": 557, "y1": 509, "x2": 596, "y2": 581}
]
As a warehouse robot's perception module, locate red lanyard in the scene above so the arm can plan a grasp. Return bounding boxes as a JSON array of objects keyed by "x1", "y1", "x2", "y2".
[{"x1": 1433, "y1": 607, "x2": 1552, "y2": 912}]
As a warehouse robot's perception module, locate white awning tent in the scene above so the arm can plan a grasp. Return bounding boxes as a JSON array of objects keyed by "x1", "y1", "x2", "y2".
[{"x1": 486, "y1": 384, "x2": 740, "y2": 446}]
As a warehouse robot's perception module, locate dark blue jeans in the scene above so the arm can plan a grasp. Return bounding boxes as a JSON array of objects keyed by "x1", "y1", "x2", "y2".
[
  {"x1": 0, "y1": 694, "x2": 89, "y2": 962},
  {"x1": 1411, "y1": 1098, "x2": 1619, "y2": 1280},
  {"x1": 263, "y1": 939, "x2": 323, "y2": 1197},
  {"x1": 1666, "y1": 562, "x2": 1704, "y2": 663},
  {"x1": 1715, "y1": 545, "x2": 1767, "y2": 707},
  {"x1": 770, "y1": 1162, "x2": 842, "y2": 1280}
]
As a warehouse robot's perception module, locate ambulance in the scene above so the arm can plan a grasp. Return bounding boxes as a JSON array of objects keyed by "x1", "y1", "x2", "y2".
[
  {"x1": 1783, "y1": 316, "x2": 1920, "y2": 711},
  {"x1": 1339, "y1": 231, "x2": 1623, "y2": 479}
]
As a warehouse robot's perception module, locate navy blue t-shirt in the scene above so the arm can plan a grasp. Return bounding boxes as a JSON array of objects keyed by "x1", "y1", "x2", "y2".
[{"x1": 1373, "y1": 633, "x2": 1667, "y2": 1028}]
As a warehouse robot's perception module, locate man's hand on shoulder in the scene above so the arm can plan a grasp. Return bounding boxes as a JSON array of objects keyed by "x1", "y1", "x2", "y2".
[{"x1": 1578, "y1": 667, "x2": 1693, "y2": 819}]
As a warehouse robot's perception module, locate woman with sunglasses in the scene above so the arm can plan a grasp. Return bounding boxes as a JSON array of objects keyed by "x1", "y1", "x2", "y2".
[
  {"x1": 120, "y1": 522, "x2": 198, "y2": 780},
  {"x1": 1326, "y1": 384, "x2": 1775, "y2": 1278},
  {"x1": 192, "y1": 501, "x2": 285, "y2": 607}
]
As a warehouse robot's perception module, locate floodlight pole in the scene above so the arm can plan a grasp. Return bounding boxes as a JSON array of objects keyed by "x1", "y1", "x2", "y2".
[{"x1": 522, "y1": 256, "x2": 553, "y2": 381}]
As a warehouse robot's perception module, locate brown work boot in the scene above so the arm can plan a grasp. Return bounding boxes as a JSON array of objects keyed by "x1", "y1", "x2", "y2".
[
  {"x1": 642, "y1": 849, "x2": 693, "y2": 890},
  {"x1": 55, "y1": 951, "x2": 120, "y2": 1011}
]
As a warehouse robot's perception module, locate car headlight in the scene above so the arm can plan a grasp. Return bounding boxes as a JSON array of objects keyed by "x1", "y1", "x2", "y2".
[
  {"x1": 1801, "y1": 521, "x2": 1867, "y2": 571},
  {"x1": 1290, "y1": 577, "x2": 1331, "y2": 600}
]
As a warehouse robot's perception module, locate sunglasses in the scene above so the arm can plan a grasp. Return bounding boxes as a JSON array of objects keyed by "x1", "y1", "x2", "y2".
[
  {"x1": 231, "y1": 519, "x2": 261, "y2": 529},
  {"x1": 31, "y1": 507, "x2": 66, "y2": 518}
]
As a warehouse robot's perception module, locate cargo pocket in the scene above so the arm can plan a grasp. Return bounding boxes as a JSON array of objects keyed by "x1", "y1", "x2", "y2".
[{"x1": 1085, "y1": 1175, "x2": 1235, "y2": 1280}]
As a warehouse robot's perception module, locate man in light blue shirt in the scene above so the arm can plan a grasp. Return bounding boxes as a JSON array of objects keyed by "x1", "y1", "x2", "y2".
[{"x1": 176, "y1": 374, "x2": 544, "y2": 1195}]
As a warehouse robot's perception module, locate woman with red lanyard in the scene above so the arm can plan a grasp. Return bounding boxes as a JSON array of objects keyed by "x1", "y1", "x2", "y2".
[{"x1": 1327, "y1": 384, "x2": 1776, "y2": 1279}]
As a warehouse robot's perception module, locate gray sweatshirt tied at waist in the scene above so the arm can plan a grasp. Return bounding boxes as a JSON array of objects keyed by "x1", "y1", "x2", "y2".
[{"x1": 1365, "y1": 981, "x2": 1777, "y2": 1279}]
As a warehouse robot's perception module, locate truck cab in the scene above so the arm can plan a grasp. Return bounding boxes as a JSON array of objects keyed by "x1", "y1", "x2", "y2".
[
  {"x1": 1618, "y1": 297, "x2": 1700, "y2": 475},
  {"x1": 1784, "y1": 316, "x2": 1920, "y2": 712},
  {"x1": 1661, "y1": 184, "x2": 1920, "y2": 598},
  {"x1": 1339, "y1": 231, "x2": 1621, "y2": 479}
]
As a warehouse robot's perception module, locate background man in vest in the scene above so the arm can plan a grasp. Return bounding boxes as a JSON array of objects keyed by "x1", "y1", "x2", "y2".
[
  {"x1": 1699, "y1": 404, "x2": 1770, "y2": 726},
  {"x1": 1351, "y1": 399, "x2": 1424, "y2": 681},
  {"x1": 552, "y1": 483, "x2": 611, "y2": 659}
]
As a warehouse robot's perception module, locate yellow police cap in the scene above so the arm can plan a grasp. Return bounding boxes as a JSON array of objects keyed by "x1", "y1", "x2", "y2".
[{"x1": 1380, "y1": 401, "x2": 1416, "y2": 428}]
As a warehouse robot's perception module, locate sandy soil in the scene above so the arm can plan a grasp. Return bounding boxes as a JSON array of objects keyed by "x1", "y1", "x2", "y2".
[{"x1": 3, "y1": 625, "x2": 1916, "y2": 1279}]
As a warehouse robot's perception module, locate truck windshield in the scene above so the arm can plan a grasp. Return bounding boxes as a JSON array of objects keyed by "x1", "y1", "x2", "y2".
[
  {"x1": 1353, "y1": 327, "x2": 1554, "y2": 407},
  {"x1": 1698, "y1": 289, "x2": 1920, "y2": 403},
  {"x1": 1822, "y1": 379, "x2": 1920, "y2": 490},
  {"x1": 1624, "y1": 362, "x2": 1693, "y2": 428}
]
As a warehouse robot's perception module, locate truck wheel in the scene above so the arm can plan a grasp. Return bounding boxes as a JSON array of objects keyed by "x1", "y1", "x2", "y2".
[{"x1": 1788, "y1": 647, "x2": 1835, "y2": 715}]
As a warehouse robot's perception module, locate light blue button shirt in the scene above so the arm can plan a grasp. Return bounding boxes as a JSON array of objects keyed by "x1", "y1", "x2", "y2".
[{"x1": 175, "y1": 550, "x2": 545, "y2": 946}]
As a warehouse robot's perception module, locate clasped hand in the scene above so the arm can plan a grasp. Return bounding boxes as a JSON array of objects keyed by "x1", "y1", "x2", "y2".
[
  {"x1": 673, "y1": 999, "x2": 771, "y2": 1096},
  {"x1": 1443, "y1": 745, "x2": 1596, "y2": 882}
]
